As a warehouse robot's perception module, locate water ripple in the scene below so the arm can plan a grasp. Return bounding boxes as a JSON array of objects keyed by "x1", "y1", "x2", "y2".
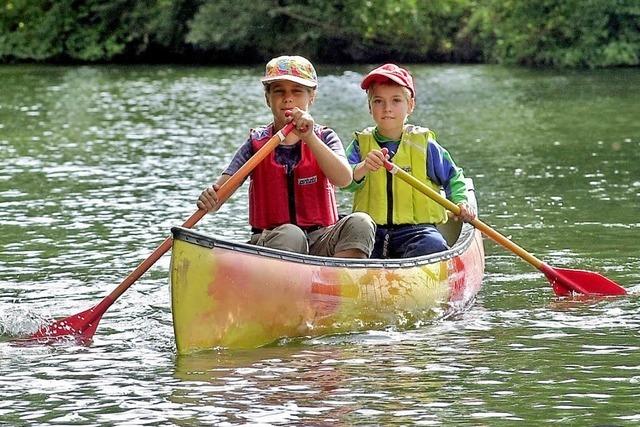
[{"x1": 1, "y1": 65, "x2": 639, "y2": 425}]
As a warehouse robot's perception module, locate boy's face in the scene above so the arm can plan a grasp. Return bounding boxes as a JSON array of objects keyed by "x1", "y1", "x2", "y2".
[
  {"x1": 265, "y1": 80, "x2": 315, "y2": 125},
  {"x1": 369, "y1": 83, "x2": 415, "y2": 135}
]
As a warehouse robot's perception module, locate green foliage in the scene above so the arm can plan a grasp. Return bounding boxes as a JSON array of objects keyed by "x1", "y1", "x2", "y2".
[
  {"x1": 186, "y1": 0, "x2": 273, "y2": 57},
  {"x1": 1, "y1": 0, "x2": 638, "y2": 67},
  {"x1": 348, "y1": 0, "x2": 477, "y2": 61},
  {"x1": 186, "y1": 0, "x2": 477, "y2": 62},
  {"x1": 467, "y1": 0, "x2": 640, "y2": 67},
  {"x1": 151, "y1": 0, "x2": 204, "y2": 53},
  {"x1": 0, "y1": 0, "x2": 202, "y2": 62},
  {"x1": 0, "y1": 0, "x2": 67, "y2": 60}
]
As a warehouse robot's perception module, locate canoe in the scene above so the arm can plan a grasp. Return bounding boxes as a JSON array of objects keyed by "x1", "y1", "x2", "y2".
[{"x1": 170, "y1": 183, "x2": 484, "y2": 354}]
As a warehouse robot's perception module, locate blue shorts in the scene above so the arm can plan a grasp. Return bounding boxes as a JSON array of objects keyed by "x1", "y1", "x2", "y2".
[{"x1": 372, "y1": 224, "x2": 448, "y2": 259}]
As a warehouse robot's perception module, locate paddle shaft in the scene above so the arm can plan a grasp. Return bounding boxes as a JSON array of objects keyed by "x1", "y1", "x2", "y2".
[
  {"x1": 66, "y1": 123, "x2": 296, "y2": 325},
  {"x1": 384, "y1": 161, "x2": 545, "y2": 270}
]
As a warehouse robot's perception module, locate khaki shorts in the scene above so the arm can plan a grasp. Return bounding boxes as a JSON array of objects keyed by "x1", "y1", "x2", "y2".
[{"x1": 250, "y1": 212, "x2": 376, "y2": 257}]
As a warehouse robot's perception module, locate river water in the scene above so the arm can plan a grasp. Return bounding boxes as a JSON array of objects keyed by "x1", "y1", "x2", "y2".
[{"x1": 1, "y1": 64, "x2": 639, "y2": 425}]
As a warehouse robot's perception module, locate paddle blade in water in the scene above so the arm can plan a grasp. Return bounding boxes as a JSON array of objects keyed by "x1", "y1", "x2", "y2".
[
  {"x1": 29, "y1": 306, "x2": 103, "y2": 340},
  {"x1": 540, "y1": 264, "x2": 627, "y2": 296}
]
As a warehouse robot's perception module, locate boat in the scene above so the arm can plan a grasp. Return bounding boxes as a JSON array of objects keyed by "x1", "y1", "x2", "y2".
[{"x1": 170, "y1": 181, "x2": 484, "y2": 354}]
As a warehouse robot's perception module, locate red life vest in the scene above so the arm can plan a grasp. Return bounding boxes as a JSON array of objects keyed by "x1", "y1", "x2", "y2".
[{"x1": 248, "y1": 125, "x2": 339, "y2": 230}]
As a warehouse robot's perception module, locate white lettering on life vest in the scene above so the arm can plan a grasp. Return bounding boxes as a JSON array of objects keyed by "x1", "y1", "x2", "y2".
[{"x1": 298, "y1": 176, "x2": 318, "y2": 185}]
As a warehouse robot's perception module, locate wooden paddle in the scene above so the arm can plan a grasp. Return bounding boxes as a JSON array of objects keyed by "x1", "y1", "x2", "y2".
[
  {"x1": 380, "y1": 151, "x2": 626, "y2": 296},
  {"x1": 28, "y1": 122, "x2": 296, "y2": 341}
]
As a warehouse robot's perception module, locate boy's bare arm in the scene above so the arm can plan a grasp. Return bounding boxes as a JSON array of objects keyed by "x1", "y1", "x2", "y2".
[{"x1": 289, "y1": 108, "x2": 352, "y2": 187}]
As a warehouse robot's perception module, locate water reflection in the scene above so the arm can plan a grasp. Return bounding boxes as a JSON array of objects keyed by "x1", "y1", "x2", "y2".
[
  {"x1": 173, "y1": 346, "x2": 358, "y2": 424},
  {"x1": 170, "y1": 325, "x2": 535, "y2": 425}
]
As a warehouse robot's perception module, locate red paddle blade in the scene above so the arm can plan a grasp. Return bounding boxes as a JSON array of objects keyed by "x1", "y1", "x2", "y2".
[
  {"x1": 540, "y1": 264, "x2": 627, "y2": 296},
  {"x1": 29, "y1": 306, "x2": 103, "y2": 341}
]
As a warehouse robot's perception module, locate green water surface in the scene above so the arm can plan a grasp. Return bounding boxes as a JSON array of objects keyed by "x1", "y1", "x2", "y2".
[{"x1": 1, "y1": 64, "x2": 639, "y2": 425}]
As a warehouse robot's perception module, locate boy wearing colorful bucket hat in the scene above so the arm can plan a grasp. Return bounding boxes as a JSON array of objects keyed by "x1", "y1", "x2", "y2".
[
  {"x1": 344, "y1": 63, "x2": 476, "y2": 258},
  {"x1": 198, "y1": 56, "x2": 375, "y2": 258}
]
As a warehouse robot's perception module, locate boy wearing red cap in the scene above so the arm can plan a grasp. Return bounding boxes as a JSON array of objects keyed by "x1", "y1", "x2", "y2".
[
  {"x1": 344, "y1": 63, "x2": 476, "y2": 258},
  {"x1": 198, "y1": 56, "x2": 375, "y2": 258}
]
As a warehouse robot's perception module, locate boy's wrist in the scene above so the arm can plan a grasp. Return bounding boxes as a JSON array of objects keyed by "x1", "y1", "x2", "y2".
[
  {"x1": 352, "y1": 162, "x2": 367, "y2": 182},
  {"x1": 301, "y1": 132, "x2": 321, "y2": 146}
]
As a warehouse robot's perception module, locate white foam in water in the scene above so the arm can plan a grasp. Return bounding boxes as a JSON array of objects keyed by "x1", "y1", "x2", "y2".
[{"x1": 0, "y1": 303, "x2": 47, "y2": 337}]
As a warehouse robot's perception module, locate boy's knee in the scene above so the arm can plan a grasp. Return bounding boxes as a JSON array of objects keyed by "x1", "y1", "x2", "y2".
[
  {"x1": 344, "y1": 212, "x2": 376, "y2": 234},
  {"x1": 274, "y1": 223, "x2": 306, "y2": 239},
  {"x1": 334, "y1": 212, "x2": 376, "y2": 256},
  {"x1": 403, "y1": 235, "x2": 447, "y2": 258},
  {"x1": 263, "y1": 224, "x2": 308, "y2": 254}
]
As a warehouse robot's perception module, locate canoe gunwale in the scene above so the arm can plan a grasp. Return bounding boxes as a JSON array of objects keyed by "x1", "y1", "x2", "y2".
[{"x1": 170, "y1": 222, "x2": 478, "y2": 269}]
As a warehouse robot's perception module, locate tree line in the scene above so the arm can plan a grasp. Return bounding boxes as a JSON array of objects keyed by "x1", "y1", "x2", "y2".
[{"x1": 1, "y1": 0, "x2": 638, "y2": 68}]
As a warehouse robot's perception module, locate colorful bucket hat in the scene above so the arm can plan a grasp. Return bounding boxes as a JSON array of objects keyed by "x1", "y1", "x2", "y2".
[
  {"x1": 261, "y1": 55, "x2": 318, "y2": 88},
  {"x1": 361, "y1": 63, "x2": 415, "y2": 98}
]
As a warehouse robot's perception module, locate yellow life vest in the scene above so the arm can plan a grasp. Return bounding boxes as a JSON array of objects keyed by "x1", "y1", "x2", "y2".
[{"x1": 353, "y1": 125, "x2": 448, "y2": 225}]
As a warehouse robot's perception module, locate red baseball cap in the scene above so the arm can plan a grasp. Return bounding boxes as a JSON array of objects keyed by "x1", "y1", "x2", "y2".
[{"x1": 361, "y1": 64, "x2": 415, "y2": 98}]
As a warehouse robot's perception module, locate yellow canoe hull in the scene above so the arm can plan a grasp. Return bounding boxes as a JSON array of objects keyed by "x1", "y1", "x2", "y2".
[{"x1": 170, "y1": 222, "x2": 484, "y2": 354}]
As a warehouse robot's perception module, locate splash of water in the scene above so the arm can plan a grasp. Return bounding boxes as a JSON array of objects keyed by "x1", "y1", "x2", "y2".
[{"x1": 0, "y1": 303, "x2": 46, "y2": 338}]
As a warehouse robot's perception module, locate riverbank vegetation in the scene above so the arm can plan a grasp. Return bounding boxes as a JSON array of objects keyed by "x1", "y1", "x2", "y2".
[{"x1": 1, "y1": 0, "x2": 638, "y2": 68}]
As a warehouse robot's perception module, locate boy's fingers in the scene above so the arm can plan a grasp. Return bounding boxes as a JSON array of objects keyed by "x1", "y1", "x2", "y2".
[
  {"x1": 197, "y1": 198, "x2": 211, "y2": 211},
  {"x1": 198, "y1": 187, "x2": 219, "y2": 208},
  {"x1": 372, "y1": 151, "x2": 387, "y2": 162},
  {"x1": 457, "y1": 203, "x2": 476, "y2": 222}
]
